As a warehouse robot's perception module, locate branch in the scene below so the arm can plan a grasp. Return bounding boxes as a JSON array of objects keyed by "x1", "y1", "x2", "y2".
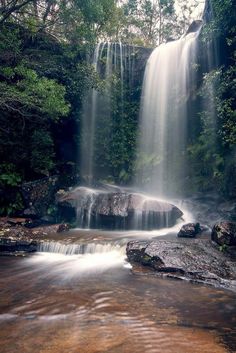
[{"x1": 0, "y1": 0, "x2": 34, "y2": 25}]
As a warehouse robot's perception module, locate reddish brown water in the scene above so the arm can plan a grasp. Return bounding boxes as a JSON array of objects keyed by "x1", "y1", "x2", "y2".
[{"x1": 0, "y1": 230, "x2": 236, "y2": 353}]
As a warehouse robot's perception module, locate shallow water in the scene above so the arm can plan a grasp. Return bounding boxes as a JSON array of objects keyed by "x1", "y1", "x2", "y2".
[{"x1": 0, "y1": 230, "x2": 236, "y2": 353}]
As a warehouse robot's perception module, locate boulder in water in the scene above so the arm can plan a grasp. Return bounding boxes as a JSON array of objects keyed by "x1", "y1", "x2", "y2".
[
  {"x1": 126, "y1": 239, "x2": 236, "y2": 290},
  {"x1": 177, "y1": 223, "x2": 201, "y2": 238},
  {"x1": 56, "y1": 187, "x2": 183, "y2": 230}
]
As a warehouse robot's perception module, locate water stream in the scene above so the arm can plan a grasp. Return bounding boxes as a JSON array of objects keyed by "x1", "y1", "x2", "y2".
[{"x1": 0, "y1": 229, "x2": 236, "y2": 353}]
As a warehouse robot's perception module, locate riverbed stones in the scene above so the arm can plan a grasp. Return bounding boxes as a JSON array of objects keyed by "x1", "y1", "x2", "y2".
[
  {"x1": 126, "y1": 239, "x2": 236, "y2": 290},
  {"x1": 211, "y1": 221, "x2": 236, "y2": 246},
  {"x1": 0, "y1": 237, "x2": 37, "y2": 253},
  {"x1": 0, "y1": 218, "x2": 72, "y2": 252}
]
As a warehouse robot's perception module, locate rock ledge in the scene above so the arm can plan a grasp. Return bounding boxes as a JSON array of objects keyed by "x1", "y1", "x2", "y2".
[{"x1": 126, "y1": 239, "x2": 236, "y2": 291}]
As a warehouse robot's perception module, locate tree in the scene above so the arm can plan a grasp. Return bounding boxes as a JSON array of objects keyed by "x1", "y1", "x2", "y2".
[{"x1": 122, "y1": 0, "x2": 175, "y2": 46}]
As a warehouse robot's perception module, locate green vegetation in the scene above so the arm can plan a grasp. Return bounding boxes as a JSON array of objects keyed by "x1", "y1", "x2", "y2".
[
  {"x1": 187, "y1": 0, "x2": 236, "y2": 196},
  {"x1": 0, "y1": 0, "x2": 235, "y2": 215}
]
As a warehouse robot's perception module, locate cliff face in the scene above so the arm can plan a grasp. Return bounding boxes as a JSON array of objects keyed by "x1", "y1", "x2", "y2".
[{"x1": 131, "y1": 46, "x2": 153, "y2": 87}]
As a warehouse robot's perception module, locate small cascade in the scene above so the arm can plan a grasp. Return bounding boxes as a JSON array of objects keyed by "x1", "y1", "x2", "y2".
[
  {"x1": 76, "y1": 187, "x2": 99, "y2": 229},
  {"x1": 38, "y1": 241, "x2": 125, "y2": 255},
  {"x1": 34, "y1": 240, "x2": 127, "y2": 274},
  {"x1": 80, "y1": 43, "x2": 136, "y2": 185},
  {"x1": 136, "y1": 26, "x2": 202, "y2": 197}
]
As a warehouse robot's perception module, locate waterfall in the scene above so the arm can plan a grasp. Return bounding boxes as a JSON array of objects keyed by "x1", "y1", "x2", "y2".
[
  {"x1": 80, "y1": 43, "x2": 136, "y2": 185},
  {"x1": 38, "y1": 241, "x2": 125, "y2": 255},
  {"x1": 136, "y1": 28, "x2": 201, "y2": 197}
]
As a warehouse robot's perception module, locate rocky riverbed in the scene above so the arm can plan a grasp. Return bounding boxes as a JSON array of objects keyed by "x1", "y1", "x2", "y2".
[
  {"x1": 0, "y1": 218, "x2": 70, "y2": 255},
  {"x1": 127, "y1": 237, "x2": 236, "y2": 291},
  {"x1": 1, "y1": 215, "x2": 236, "y2": 292}
]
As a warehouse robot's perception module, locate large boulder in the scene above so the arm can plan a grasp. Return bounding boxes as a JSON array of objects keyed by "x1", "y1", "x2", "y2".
[
  {"x1": 57, "y1": 187, "x2": 183, "y2": 230},
  {"x1": 126, "y1": 239, "x2": 236, "y2": 290},
  {"x1": 211, "y1": 222, "x2": 236, "y2": 246}
]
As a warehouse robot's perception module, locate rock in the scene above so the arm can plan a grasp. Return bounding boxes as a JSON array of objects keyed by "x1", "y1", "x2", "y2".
[
  {"x1": 186, "y1": 20, "x2": 203, "y2": 35},
  {"x1": 126, "y1": 241, "x2": 150, "y2": 263},
  {"x1": 0, "y1": 218, "x2": 72, "y2": 247},
  {"x1": 6, "y1": 218, "x2": 29, "y2": 226},
  {"x1": 57, "y1": 187, "x2": 183, "y2": 230},
  {"x1": 24, "y1": 219, "x2": 51, "y2": 228},
  {"x1": 177, "y1": 223, "x2": 201, "y2": 238},
  {"x1": 57, "y1": 223, "x2": 70, "y2": 233},
  {"x1": 0, "y1": 237, "x2": 37, "y2": 253},
  {"x1": 20, "y1": 176, "x2": 59, "y2": 218},
  {"x1": 126, "y1": 239, "x2": 236, "y2": 290},
  {"x1": 211, "y1": 222, "x2": 236, "y2": 246}
]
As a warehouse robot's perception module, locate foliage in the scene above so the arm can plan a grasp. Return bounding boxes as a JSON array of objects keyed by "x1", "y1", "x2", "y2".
[
  {"x1": 0, "y1": 164, "x2": 21, "y2": 187},
  {"x1": 0, "y1": 163, "x2": 23, "y2": 216},
  {"x1": 30, "y1": 130, "x2": 55, "y2": 176},
  {"x1": 187, "y1": 0, "x2": 236, "y2": 196},
  {"x1": 121, "y1": 0, "x2": 175, "y2": 46},
  {"x1": 0, "y1": 65, "x2": 69, "y2": 120}
]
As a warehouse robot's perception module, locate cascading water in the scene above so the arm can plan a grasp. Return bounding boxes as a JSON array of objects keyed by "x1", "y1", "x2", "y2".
[
  {"x1": 63, "y1": 185, "x2": 184, "y2": 230},
  {"x1": 34, "y1": 240, "x2": 128, "y2": 275},
  {"x1": 80, "y1": 43, "x2": 136, "y2": 185},
  {"x1": 136, "y1": 27, "x2": 202, "y2": 197}
]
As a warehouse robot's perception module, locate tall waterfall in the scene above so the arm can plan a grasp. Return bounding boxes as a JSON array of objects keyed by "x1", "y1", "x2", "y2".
[
  {"x1": 136, "y1": 28, "x2": 201, "y2": 197},
  {"x1": 80, "y1": 43, "x2": 135, "y2": 185}
]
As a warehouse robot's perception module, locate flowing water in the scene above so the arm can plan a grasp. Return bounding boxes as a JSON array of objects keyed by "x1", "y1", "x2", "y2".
[
  {"x1": 0, "y1": 229, "x2": 236, "y2": 353},
  {"x1": 136, "y1": 28, "x2": 201, "y2": 197},
  {"x1": 73, "y1": 185, "x2": 192, "y2": 230},
  {"x1": 80, "y1": 43, "x2": 135, "y2": 184}
]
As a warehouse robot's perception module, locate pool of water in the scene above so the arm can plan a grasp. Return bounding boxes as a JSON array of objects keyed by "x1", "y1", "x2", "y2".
[{"x1": 0, "y1": 229, "x2": 235, "y2": 353}]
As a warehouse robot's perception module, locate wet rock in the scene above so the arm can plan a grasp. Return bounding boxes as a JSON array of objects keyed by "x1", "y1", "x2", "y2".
[
  {"x1": 186, "y1": 20, "x2": 203, "y2": 35},
  {"x1": 57, "y1": 187, "x2": 183, "y2": 230},
  {"x1": 6, "y1": 218, "x2": 29, "y2": 226},
  {"x1": 211, "y1": 222, "x2": 236, "y2": 246},
  {"x1": 126, "y1": 239, "x2": 236, "y2": 290},
  {"x1": 0, "y1": 237, "x2": 37, "y2": 253},
  {"x1": 57, "y1": 223, "x2": 70, "y2": 233},
  {"x1": 24, "y1": 219, "x2": 51, "y2": 228},
  {"x1": 177, "y1": 223, "x2": 201, "y2": 238},
  {"x1": 126, "y1": 241, "x2": 150, "y2": 263},
  {"x1": 0, "y1": 218, "x2": 71, "y2": 246}
]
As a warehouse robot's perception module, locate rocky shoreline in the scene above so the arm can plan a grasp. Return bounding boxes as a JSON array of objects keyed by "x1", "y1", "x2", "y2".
[
  {"x1": 0, "y1": 218, "x2": 70, "y2": 255},
  {"x1": 126, "y1": 229, "x2": 236, "y2": 291}
]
